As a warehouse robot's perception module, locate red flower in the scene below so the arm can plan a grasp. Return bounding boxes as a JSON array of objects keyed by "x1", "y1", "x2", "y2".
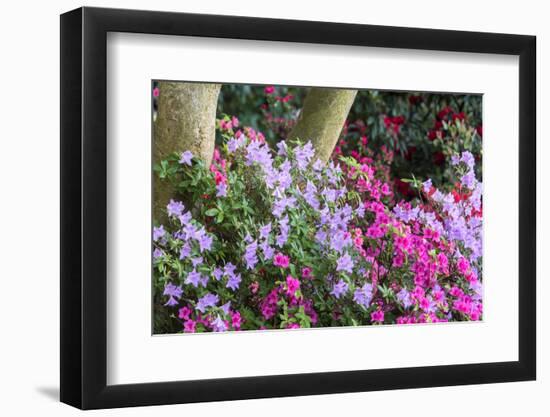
[
  {"x1": 452, "y1": 112, "x2": 466, "y2": 122},
  {"x1": 264, "y1": 85, "x2": 275, "y2": 94},
  {"x1": 404, "y1": 146, "x2": 417, "y2": 161},
  {"x1": 437, "y1": 106, "x2": 452, "y2": 120},
  {"x1": 433, "y1": 151, "x2": 445, "y2": 165},
  {"x1": 408, "y1": 95, "x2": 422, "y2": 105},
  {"x1": 476, "y1": 124, "x2": 483, "y2": 137}
]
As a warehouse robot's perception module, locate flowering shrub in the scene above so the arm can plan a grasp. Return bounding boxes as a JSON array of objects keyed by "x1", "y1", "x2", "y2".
[
  {"x1": 214, "y1": 85, "x2": 482, "y2": 199},
  {"x1": 153, "y1": 125, "x2": 483, "y2": 333}
]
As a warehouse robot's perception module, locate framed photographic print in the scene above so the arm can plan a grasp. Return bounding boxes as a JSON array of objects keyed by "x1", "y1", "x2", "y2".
[{"x1": 60, "y1": 6, "x2": 536, "y2": 410}]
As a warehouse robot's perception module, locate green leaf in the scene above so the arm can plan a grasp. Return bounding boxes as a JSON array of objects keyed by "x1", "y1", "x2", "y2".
[{"x1": 205, "y1": 208, "x2": 219, "y2": 217}]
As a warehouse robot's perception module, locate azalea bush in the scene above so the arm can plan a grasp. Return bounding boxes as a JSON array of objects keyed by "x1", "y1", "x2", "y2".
[
  {"x1": 214, "y1": 85, "x2": 482, "y2": 198},
  {"x1": 152, "y1": 123, "x2": 483, "y2": 333}
]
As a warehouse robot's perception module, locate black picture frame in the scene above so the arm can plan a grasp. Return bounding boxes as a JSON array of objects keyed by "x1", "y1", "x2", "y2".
[{"x1": 60, "y1": 6, "x2": 536, "y2": 410}]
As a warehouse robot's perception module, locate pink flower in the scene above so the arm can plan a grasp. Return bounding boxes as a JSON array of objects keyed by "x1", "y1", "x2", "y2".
[
  {"x1": 231, "y1": 116, "x2": 239, "y2": 128},
  {"x1": 457, "y1": 257, "x2": 470, "y2": 274},
  {"x1": 301, "y1": 267, "x2": 312, "y2": 279},
  {"x1": 286, "y1": 322, "x2": 300, "y2": 329},
  {"x1": 231, "y1": 311, "x2": 242, "y2": 330},
  {"x1": 371, "y1": 310, "x2": 384, "y2": 323},
  {"x1": 183, "y1": 319, "x2": 196, "y2": 333},
  {"x1": 152, "y1": 87, "x2": 160, "y2": 97},
  {"x1": 264, "y1": 85, "x2": 275, "y2": 95},
  {"x1": 273, "y1": 252, "x2": 290, "y2": 268},
  {"x1": 249, "y1": 281, "x2": 259, "y2": 294},
  {"x1": 178, "y1": 306, "x2": 191, "y2": 320},
  {"x1": 286, "y1": 275, "x2": 300, "y2": 296}
]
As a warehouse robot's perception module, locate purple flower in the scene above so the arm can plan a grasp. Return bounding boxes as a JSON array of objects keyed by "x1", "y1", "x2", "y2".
[
  {"x1": 330, "y1": 230, "x2": 352, "y2": 253},
  {"x1": 191, "y1": 256, "x2": 203, "y2": 267},
  {"x1": 312, "y1": 159, "x2": 324, "y2": 171},
  {"x1": 179, "y1": 243, "x2": 191, "y2": 260},
  {"x1": 212, "y1": 267, "x2": 224, "y2": 281},
  {"x1": 197, "y1": 232, "x2": 213, "y2": 253},
  {"x1": 336, "y1": 253, "x2": 354, "y2": 274},
  {"x1": 294, "y1": 141, "x2": 315, "y2": 170},
  {"x1": 166, "y1": 199, "x2": 184, "y2": 217},
  {"x1": 178, "y1": 211, "x2": 192, "y2": 226},
  {"x1": 246, "y1": 141, "x2": 273, "y2": 171},
  {"x1": 227, "y1": 134, "x2": 245, "y2": 153},
  {"x1": 302, "y1": 181, "x2": 320, "y2": 210},
  {"x1": 224, "y1": 262, "x2": 237, "y2": 276},
  {"x1": 276, "y1": 216, "x2": 290, "y2": 248},
  {"x1": 153, "y1": 248, "x2": 164, "y2": 259},
  {"x1": 260, "y1": 241, "x2": 274, "y2": 260},
  {"x1": 221, "y1": 301, "x2": 232, "y2": 314},
  {"x1": 244, "y1": 240, "x2": 258, "y2": 270},
  {"x1": 153, "y1": 225, "x2": 165, "y2": 242},
  {"x1": 397, "y1": 288, "x2": 413, "y2": 308},
  {"x1": 182, "y1": 223, "x2": 198, "y2": 241},
  {"x1": 226, "y1": 273, "x2": 242, "y2": 291},
  {"x1": 422, "y1": 179, "x2": 432, "y2": 194},
  {"x1": 276, "y1": 141, "x2": 287, "y2": 156},
  {"x1": 185, "y1": 270, "x2": 202, "y2": 288},
  {"x1": 323, "y1": 188, "x2": 337, "y2": 203},
  {"x1": 216, "y1": 182, "x2": 227, "y2": 198},
  {"x1": 211, "y1": 315, "x2": 228, "y2": 332},
  {"x1": 461, "y1": 171, "x2": 476, "y2": 189},
  {"x1": 259, "y1": 223, "x2": 272, "y2": 240},
  {"x1": 272, "y1": 196, "x2": 297, "y2": 218},
  {"x1": 163, "y1": 282, "x2": 183, "y2": 306},
  {"x1": 179, "y1": 150, "x2": 193, "y2": 166},
  {"x1": 460, "y1": 151, "x2": 475, "y2": 169},
  {"x1": 196, "y1": 293, "x2": 219, "y2": 313},
  {"x1": 353, "y1": 283, "x2": 373, "y2": 308},
  {"x1": 331, "y1": 279, "x2": 349, "y2": 299}
]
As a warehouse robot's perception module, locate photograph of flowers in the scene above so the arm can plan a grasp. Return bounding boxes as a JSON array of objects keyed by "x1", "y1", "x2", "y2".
[{"x1": 152, "y1": 81, "x2": 483, "y2": 335}]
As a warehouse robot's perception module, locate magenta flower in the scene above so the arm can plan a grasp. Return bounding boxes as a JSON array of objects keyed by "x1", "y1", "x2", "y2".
[
  {"x1": 371, "y1": 310, "x2": 384, "y2": 323},
  {"x1": 183, "y1": 319, "x2": 196, "y2": 333},
  {"x1": 273, "y1": 252, "x2": 290, "y2": 268},
  {"x1": 286, "y1": 275, "x2": 300, "y2": 296},
  {"x1": 231, "y1": 311, "x2": 242, "y2": 330},
  {"x1": 178, "y1": 306, "x2": 192, "y2": 320}
]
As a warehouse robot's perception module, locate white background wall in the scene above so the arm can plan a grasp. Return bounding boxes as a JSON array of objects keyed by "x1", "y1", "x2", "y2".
[{"x1": 0, "y1": 0, "x2": 545, "y2": 415}]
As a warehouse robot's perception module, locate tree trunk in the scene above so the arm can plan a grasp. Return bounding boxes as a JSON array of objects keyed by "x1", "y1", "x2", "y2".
[
  {"x1": 153, "y1": 82, "x2": 221, "y2": 222},
  {"x1": 288, "y1": 87, "x2": 357, "y2": 163}
]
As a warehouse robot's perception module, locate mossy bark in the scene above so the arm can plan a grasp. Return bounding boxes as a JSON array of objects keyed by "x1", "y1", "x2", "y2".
[
  {"x1": 153, "y1": 82, "x2": 221, "y2": 223},
  {"x1": 288, "y1": 88, "x2": 357, "y2": 163}
]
